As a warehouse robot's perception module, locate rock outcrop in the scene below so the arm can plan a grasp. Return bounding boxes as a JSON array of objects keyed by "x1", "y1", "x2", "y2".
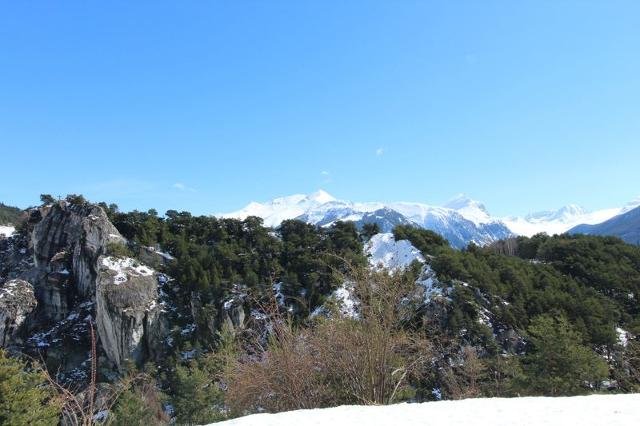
[
  {"x1": 190, "y1": 287, "x2": 247, "y2": 340},
  {"x1": 96, "y1": 256, "x2": 166, "y2": 369},
  {"x1": 0, "y1": 201, "x2": 167, "y2": 375},
  {"x1": 32, "y1": 202, "x2": 124, "y2": 299},
  {"x1": 0, "y1": 279, "x2": 37, "y2": 347}
]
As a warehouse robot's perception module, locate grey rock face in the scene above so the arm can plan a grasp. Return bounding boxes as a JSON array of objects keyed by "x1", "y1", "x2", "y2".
[
  {"x1": 0, "y1": 279, "x2": 37, "y2": 347},
  {"x1": 32, "y1": 202, "x2": 124, "y2": 299},
  {"x1": 96, "y1": 256, "x2": 165, "y2": 369},
  {"x1": 1, "y1": 201, "x2": 166, "y2": 372}
]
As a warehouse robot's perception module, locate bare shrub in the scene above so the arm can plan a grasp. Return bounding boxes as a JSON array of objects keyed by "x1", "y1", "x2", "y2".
[
  {"x1": 441, "y1": 345, "x2": 487, "y2": 400},
  {"x1": 225, "y1": 266, "x2": 432, "y2": 415},
  {"x1": 225, "y1": 300, "x2": 329, "y2": 414}
]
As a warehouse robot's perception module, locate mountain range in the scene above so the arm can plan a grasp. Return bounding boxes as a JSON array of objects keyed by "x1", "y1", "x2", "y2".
[
  {"x1": 570, "y1": 204, "x2": 640, "y2": 245},
  {"x1": 221, "y1": 190, "x2": 640, "y2": 248}
]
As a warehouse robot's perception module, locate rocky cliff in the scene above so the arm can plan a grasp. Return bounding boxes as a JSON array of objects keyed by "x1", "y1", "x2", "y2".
[
  {"x1": 96, "y1": 256, "x2": 166, "y2": 368},
  {"x1": 0, "y1": 201, "x2": 167, "y2": 376}
]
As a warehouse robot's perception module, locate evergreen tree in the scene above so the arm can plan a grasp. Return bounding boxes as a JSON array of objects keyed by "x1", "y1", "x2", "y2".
[
  {"x1": 0, "y1": 350, "x2": 60, "y2": 426},
  {"x1": 110, "y1": 389, "x2": 157, "y2": 426},
  {"x1": 171, "y1": 362, "x2": 225, "y2": 425},
  {"x1": 521, "y1": 315, "x2": 608, "y2": 396},
  {"x1": 361, "y1": 222, "x2": 381, "y2": 241},
  {"x1": 39, "y1": 194, "x2": 55, "y2": 205}
]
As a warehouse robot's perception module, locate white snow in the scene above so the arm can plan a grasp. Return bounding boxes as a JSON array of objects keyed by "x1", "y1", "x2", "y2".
[
  {"x1": 220, "y1": 190, "x2": 339, "y2": 228},
  {"x1": 617, "y1": 327, "x2": 630, "y2": 347},
  {"x1": 212, "y1": 394, "x2": 640, "y2": 426},
  {"x1": 332, "y1": 282, "x2": 358, "y2": 318},
  {"x1": 311, "y1": 282, "x2": 359, "y2": 319},
  {"x1": 365, "y1": 233, "x2": 424, "y2": 271},
  {"x1": 0, "y1": 225, "x2": 15, "y2": 237},
  {"x1": 100, "y1": 256, "x2": 154, "y2": 285},
  {"x1": 502, "y1": 205, "x2": 622, "y2": 237},
  {"x1": 415, "y1": 264, "x2": 443, "y2": 302},
  {"x1": 273, "y1": 282, "x2": 285, "y2": 306},
  {"x1": 220, "y1": 190, "x2": 640, "y2": 239},
  {"x1": 443, "y1": 194, "x2": 494, "y2": 225}
]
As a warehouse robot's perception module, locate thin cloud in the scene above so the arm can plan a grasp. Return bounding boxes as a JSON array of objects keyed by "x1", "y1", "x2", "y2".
[
  {"x1": 376, "y1": 148, "x2": 384, "y2": 156},
  {"x1": 320, "y1": 171, "x2": 332, "y2": 184},
  {"x1": 172, "y1": 182, "x2": 196, "y2": 192}
]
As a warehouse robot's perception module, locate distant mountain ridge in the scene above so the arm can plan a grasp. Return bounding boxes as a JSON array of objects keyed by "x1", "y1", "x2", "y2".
[
  {"x1": 569, "y1": 205, "x2": 640, "y2": 245},
  {"x1": 221, "y1": 190, "x2": 640, "y2": 248},
  {"x1": 221, "y1": 191, "x2": 514, "y2": 248}
]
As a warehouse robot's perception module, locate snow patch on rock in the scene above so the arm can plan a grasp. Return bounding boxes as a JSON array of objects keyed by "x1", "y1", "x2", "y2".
[
  {"x1": 101, "y1": 256, "x2": 154, "y2": 285},
  {"x1": 365, "y1": 233, "x2": 424, "y2": 271},
  {"x1": 0, "y1": 225, "x2": 15, "y2": 237}
]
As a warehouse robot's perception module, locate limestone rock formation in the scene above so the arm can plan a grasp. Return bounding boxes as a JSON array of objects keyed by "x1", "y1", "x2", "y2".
[
  {"x1": 0, "y1": 201, "x2": 167, "y2": 375},
  {"x1": 96, "y1": 256, "x2": 166, "y2": 369},
  {"x1": 31, "y1": 202, "x2": 124, "y2": 299}
]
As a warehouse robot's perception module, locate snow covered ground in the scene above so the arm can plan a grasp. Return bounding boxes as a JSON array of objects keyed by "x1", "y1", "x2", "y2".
[
  {"x1": 212, "y1": 394, "x2": 640, "y2": 426},
  {"x1": 365, "y1": 233, "x2": 424, "y2": 271},
  {"x1": 0, "y1": 225, "x2": 15, "y2": 237}
]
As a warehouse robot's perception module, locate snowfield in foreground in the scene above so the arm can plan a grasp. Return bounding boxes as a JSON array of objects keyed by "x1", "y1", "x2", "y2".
[{"x1": 212, "y1": 394, "x2": 640, "y2": 426}]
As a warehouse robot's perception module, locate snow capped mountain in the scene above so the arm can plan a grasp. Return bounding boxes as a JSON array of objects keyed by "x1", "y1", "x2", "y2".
[
  {"x1": 221, "y1": 191, "x2": 513, "y2": 248},
  {"x1": 502, "y1": 204, "x2": 623, "y2": 237},
  {"x1": 221, "y1": 190, "x2": 338, "y2": 227},
  {"x1": 570, "y1": 204, "x2": 640, "y2": 244},
  {"x1": 443, "y1": 194, "x2": 493, "y2": 225},
  {"x1": 621, "y1": 196, "x2": 640, "y2": 214},
  {"x1": 221, "y1": 190, "x2": 640, "y2": 245}
]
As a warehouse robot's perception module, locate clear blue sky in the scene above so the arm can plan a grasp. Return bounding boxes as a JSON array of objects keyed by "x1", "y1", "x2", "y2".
[{"x1": 1, "y1": 1, "x2": 639, "y2": 217}]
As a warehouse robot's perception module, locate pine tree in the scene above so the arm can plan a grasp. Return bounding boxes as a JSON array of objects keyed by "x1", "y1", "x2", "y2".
[
  {"x1": 110, "y1": 389, "x2": 156, "y2": 426},
  {"x1": 0, "y1": 350, "x2": 60, "y2": 425},
  {"x1": 171, "y1": 362, "x2": 225, "y2": 425},
  {"x1": 361, "y1": 222, "x2": 381, "y2": 241},
  {"x1": 521, "y1": 315, "x2": 609, "y2": 396}
]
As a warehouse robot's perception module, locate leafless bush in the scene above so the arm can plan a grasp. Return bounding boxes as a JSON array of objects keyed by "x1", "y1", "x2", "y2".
[
  {"x1": 225, "y1": 297, "x2": 329, "y2": 414},
  {"x1": 225, "y1": 266, "x2": 432, "y2": 415},
  {"x1": 440, "y1": 345, "x2": 487, "y2": 400},
  {"x1": 40, "y1": 319, "x2": 151, "y2": 425}
]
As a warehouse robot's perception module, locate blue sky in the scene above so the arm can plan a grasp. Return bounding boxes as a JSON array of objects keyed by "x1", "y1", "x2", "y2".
[{"x1": 1, "y1": 1, "x2": 639, "y2": 217}]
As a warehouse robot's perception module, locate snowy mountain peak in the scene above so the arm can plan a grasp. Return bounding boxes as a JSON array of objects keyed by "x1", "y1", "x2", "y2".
[
  {"x1": 524, "y1": 204, "x2": 587, "y2": 222},
  {"x1": 307, "y1": 190, "x2": 336, "y2": 204},
  {"x1": 443, "y1": 194, "x2": 492, "y2": 225},
  {"x1": 221, "y1": 190, "x2": 640, "y2": 246},
  {"x1": 221, "y1": 191, "x2": 514, "y2": 248},
  {"x1": 621, "y1": 196, "x2": 640, "y2": 214},
  {"x1": 222, "y1": 190, "x2": 339, "y2": 227},
  {"x1": 444, "y1": 194, "x2": 487, "y2": 213}
]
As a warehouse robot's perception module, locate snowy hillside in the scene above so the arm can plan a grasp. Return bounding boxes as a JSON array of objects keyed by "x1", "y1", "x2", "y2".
[
  {"x1": 212, "y1": 394, "x2": 640, "y2": 426},
  {"x1": 365, "y1": 233, "x2": 424, "y2": 270}
]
